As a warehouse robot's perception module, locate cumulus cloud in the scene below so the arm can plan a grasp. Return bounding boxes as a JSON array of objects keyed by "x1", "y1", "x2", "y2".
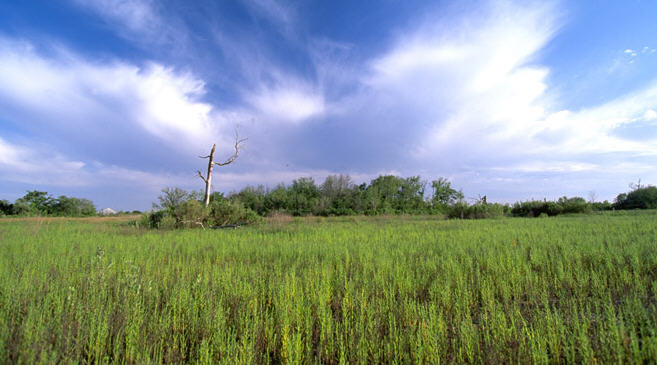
[{"x1": 0, "y1": 37, "x2": 243, "y2": 159}]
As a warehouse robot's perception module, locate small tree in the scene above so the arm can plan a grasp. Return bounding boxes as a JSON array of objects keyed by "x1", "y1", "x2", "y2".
[
  {"x1": 154, "y1": 187, "x2": 190, "y2": 212},
  {"x1": 197, "y1": 131, "x2": 246, "y2": 207},
  {"x1": 431, "y1": 178, "x2": 464, "y2": 211}
]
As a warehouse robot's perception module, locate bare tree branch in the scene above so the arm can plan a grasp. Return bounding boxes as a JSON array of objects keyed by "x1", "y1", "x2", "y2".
[
  {"x1": 214, "y1": 133, "x2": 247, "y2": 166},
  {"x1": 197, "y1": 128, "x2": 247, "y2": 207}
]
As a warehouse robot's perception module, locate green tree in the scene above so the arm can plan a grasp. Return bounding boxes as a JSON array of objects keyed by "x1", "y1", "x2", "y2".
[
  {"x1": 320, "y1": 175, "x2": 359, "y2": 215},
  {"x1": 50, "y1": 196, "x2": 96, "y2": 216},
  {"x1": 287, "y1": 177, "x2": 321, "y2": 215},
  {"x1": 15, "y1": 191, "x2": 52, "y2": 215},
  {"x1": 154, "y1": 187, "x2": 190, "y2": 212},
  {"x1": 431, "y1": 178, "x2": 463, "y2": 212},
  {"x1": 264, "y1": 184, "x2": 289, "y2": 213},
  {"x1": 615, "y1": 186, "x2": 657, "y2": 209},
  {"x1": 230, "y1": 185, "x2": 267, "y2": 215},
  {"x1": 0, "y1": 200, "x2": 12, "y2": 216}
]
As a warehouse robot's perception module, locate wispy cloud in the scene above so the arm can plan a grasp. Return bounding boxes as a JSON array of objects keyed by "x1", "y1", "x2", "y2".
[
  {"x1": 241, "y1": 0, "x2": 295, "y2": 31},
  {"x1": 247, "y1": 83, "x2": 324, "y2": 123},
  {"x1": 71, "y1": 0, "x2": 188, "y2": 49}
]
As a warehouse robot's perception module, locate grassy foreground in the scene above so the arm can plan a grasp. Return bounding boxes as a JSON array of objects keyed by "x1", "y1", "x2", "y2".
[{"x1": 1, "y1": 213, "x2": 656, "y2": 363}]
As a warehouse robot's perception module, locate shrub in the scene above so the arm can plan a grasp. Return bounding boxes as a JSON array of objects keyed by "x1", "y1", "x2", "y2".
[
  {"x1": 465, "y1": 203, "x2": 506, "y2": 219},
  {"x1": 137, "y1": 213, "x2": 151, "y2": 228},
  {"x1": 172, "y1": 200, "x2": 207, "y2": 228},
  {"x1": 148, "y1": 211, "x2": 166, "y2": 228},
  {"x1": 208, "y1": 199, "x2": 260, "y2": 226},
  {"x1": 159, "y1": 215, "x2": 177, "y2": 230},
  {"x1": 0, "y1": 200, "x2": 12, "y2": 216},
  {"x1": 592, "y1": 201, "x2": 612, "y2": 211},
  {"x1": 614, "y1": 186, "x2": 657, "y2": 210},
  {"x1": 558, "y1": 196, "x2": 591, "y2": 214},
  {"x1": 448, "y1": 202, "x2": 505, "y2": 219},
  {"x1": 511, "y1": 197, "x2": 591, "y2": 217}
]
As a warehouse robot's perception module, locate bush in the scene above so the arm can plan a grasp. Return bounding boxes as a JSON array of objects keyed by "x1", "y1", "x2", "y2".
[
  {"x1": 137, "y1": 213, "x2": 151, "y2": 228},
  {"x1": 0, "y1": 200, "x2": 13, "y2": 216},
  {"x1": 511, "y1": 197, "x2": 591, "y2": 217},
  {"x1": 592, "y1": 201, "x2": 612, "y2": 211},
  {"x1": 148, "y1": 211, "x2": 166, "y2": 228},
  {"x1": 447, "y1": 202, "x2": 505, "y2": 219},
  {"x1": 172, "y1": 200, "x2": 207, "y2": 228},
  {"x1": 614, "y1": 186, "x2": 657, "y2": 210},
  {"x1": 208, "y1": 199, "x2": 260, "y2": 227},
  {"x1": 466, "y1": 203, "x2": 506, "y2": 219},
  {"x1": 159, "y1": 215, "x2": 177, "y2": 230}
]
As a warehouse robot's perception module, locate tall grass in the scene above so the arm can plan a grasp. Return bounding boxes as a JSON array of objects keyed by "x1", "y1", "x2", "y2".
[{"x1": 1, "y1": 212, "x2": 656, "y2": 363}]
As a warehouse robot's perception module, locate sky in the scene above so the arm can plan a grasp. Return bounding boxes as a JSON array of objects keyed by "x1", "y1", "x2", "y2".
[{"x1": 1, "y1": 0, "x2": 657, "y2": 211}]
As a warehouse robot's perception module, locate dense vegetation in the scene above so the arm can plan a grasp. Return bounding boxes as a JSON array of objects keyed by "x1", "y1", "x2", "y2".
[
  {"x1": 0, "y1": 191, "x2": 96, "y2": 217},
  {"x1": 143, "y1": 175, "x2": 656, "y2": 228},
  {"x1": 1, "y1": 212, "x2": 656, "y2": 363}
]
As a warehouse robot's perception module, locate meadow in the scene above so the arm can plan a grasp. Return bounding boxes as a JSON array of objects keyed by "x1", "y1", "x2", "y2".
[{"x1": 1, "y1": 212, "x2": 656, "y2": 363}]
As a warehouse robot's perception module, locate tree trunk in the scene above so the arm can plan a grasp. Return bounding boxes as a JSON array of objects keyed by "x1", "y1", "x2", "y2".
[
  {"x1": 197, "y1": 132, "x2": 246, "y2": 208},
  {"x1": 202, "y1": 144, "x2": 216, "y2": 207}
]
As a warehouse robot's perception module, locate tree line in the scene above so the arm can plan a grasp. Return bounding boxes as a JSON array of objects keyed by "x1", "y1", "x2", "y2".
[
  {"x1": 144, "y1": 174, "x2": 657, "y2": 228},
  {"x1": 2, "y1": 176, "x2": 655, "y2": 222},
  {"x1": 0, "y1": 191, "x2": 96, "y2": 217}
]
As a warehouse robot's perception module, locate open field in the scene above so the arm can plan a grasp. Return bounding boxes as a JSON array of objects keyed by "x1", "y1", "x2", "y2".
[{"x1": 1, "y1": 212, "x2": 657, "y2": 363}]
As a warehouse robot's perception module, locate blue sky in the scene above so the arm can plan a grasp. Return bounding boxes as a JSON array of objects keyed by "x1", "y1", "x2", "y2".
[{"x1": 1, "y1": 0, "x2": 657, "y2": 210}]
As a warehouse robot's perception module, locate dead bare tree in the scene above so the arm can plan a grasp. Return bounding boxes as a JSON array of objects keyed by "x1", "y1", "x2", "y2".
[{"x1": 197, "y1": 131, "x2": 247, "y2": 207}]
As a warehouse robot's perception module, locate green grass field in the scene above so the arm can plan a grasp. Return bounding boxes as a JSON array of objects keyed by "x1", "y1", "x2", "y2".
[{"x1": 1, "y1": 212, "x2": 657, "y2": 363}]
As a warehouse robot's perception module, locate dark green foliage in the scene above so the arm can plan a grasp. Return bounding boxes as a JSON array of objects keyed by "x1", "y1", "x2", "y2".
[
  {"x1": 592, "y1": 200, "x2": 613, "y2": 211},
  {"x1": 231, "y1": 185, "x2": 267, "y2": 215},
  {"x1": 431, "y1": 177, "x2": 464, "y2": 212},
  {"x1": 558, "y1": 196, "x2": 592, "y2": 214},
  {"x1": 0, "y1": 200, "x2": 12, "y2": 216},
  {"x1": 145, "y1": 187, "x2": 260, "y2": 229},
  {"x1": 264, "y1": 184, "x2": 289, "y2": 213},
  {"x1": 15, "y1": 190, "x2": 52, "y2": 215},
  {"x1": 49, "y1": 196, "x2": 96, "y2": 216},
  {"x1": 363, "y1": 175, "x2": 426, "y2": 214},
  {"x1": 511, "y1": 197, "x2": 591, "y2": 217},
  {"x1": 147, "y1": 210, "x2": 166, "y2": 228},
  {"x1": 446, "y1": 201, "x2": 506, "y2": 219},
  {"x1": 614, "y1": 186, "x2": 657, "y2": 209},
  {"x1": 287, "y1": 177, "x2": 321, "y2": 216},
  {"x1": 0, "y1": 191, "x2": 96, "y2": 217},
  {"x1": 208, "y1": 197, "x2": 260, "y2": 226},
  {"x1": 172, "y1": 200, "x2": 206, "y2": 228}
]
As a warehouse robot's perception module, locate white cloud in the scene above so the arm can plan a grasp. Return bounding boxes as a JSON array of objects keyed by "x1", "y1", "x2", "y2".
[
  {"x1": 242, "y1": 0, "x2": 295, "y2": 30},
  {"x1": 492, "y1": 161, "x2": 598, "y2": 173},
  {"x1": 0, "y1": 136, "x2": 194, "y2": 191},
  {"x1": 72, "y1": 0, "x2": 163, "y2": 39},
  {"x1": 360, "y1": 1, "x2": 558, "y2": 162},
  {"x1": 356, "y1": 0, "x2": 657, "y2": 177},
  {"x1": 644, "y1": 109, "x2": 657, "y2": 121},
  {"x1": 246, "y1": 83, "x2": 325, "y2": 123},
  {"x1": 0, "y1": 37, "x2": 239, "y2": 152}
]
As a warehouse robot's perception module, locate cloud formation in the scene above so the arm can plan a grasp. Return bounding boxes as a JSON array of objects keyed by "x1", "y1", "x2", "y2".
[{"x1": 2, "y1": 0, "x2": 657, "y2": 208}]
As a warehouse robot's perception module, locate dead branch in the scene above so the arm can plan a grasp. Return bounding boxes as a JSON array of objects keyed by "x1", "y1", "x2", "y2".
[
  {"x1": 214, "y1": 131, "x2": 247, "y2": 166},
  {"x1": 197, "y1": 129, "x2": 246, "y2": 207}
]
